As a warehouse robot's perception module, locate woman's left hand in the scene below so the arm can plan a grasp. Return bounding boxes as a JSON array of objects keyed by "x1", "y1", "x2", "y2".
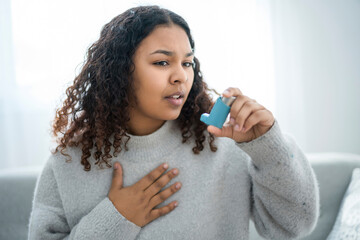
[{"x1": 207, "y1": 87, "x2": 275, "y2": 143}]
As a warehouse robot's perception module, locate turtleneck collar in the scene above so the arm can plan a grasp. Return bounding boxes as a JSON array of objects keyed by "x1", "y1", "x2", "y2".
[{"x1": 120, "y1": 120, "x2": 183, "y2": 160}]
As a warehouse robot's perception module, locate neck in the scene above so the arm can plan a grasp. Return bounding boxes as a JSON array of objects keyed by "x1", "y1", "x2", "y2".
[{"x1": 127, "y1": 118, "x2": 166, "y2": 136}]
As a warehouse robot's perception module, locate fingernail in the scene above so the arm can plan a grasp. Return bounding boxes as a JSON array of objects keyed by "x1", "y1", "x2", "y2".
[
  {"x1": 163, "y1": 163, "x2": 169, "y2": 169},
  {"x1": 230, "y1": 118, "x2": 235, "y2": 125},
  {"x1": 114, "y1": 163, "x2": 118, "y2": 169},
  {"x1": 234, "y1": 124, "x2": 241, "y2": 131},
  {"x1": 175, "y1": 183, "x2": 181, "y2": 189},
  {"x1": 172, "y1": 169, "x2": 178, "y2": 175},
  {"x1": 174, "y1": 202, "x2": 178, "y2": 207},
  {"x1": 242, "y1": 127, "x2": 247, "y2": 132}
]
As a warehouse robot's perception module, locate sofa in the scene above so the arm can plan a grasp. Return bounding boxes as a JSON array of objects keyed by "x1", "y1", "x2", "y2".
[{"x1": 1, "y1": 152, "x2": 359, "y2": 240}]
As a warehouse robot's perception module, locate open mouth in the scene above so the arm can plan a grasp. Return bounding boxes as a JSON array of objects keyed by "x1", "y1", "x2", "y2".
[
  {"x1": 165, "y1": 94, "x2": 185, "y2": 106},
  {"x1": 166, "y1": 95, "x2": 183, "y2": 99}
]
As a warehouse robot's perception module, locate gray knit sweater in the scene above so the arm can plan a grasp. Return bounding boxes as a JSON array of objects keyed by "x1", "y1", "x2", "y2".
[{"x1": 28, "y1": 120, "x2": 319, "y2": 240}]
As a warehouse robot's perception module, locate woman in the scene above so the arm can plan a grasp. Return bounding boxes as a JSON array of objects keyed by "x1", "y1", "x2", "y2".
[{"x1": 28, "y1": 5, "x2": 319, "y2": 240}]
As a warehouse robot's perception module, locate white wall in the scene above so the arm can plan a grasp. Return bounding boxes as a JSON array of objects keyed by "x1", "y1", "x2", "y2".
[
  {"x1": 1, "y1": 0, "x2": 359, "y2": 170},
  {"x1": 1, "y1": 0, "x2": 275, "y2": 169},
  {"x1": 271, "y1": 0, "x2": 360, "y2": 154}
]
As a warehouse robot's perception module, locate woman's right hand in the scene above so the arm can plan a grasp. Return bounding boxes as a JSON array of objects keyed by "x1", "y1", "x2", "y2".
[{"x1": 108, "y1": 162, "x2": 182, "y2": 227}]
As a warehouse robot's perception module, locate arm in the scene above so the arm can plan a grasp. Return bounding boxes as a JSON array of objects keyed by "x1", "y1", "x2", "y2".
[
  {"x1": 28, "y1": 157, "x2": 141, "y2": 240},
  {"x1": 237, "y1": 120, "x2": 320, "y2": 239}
]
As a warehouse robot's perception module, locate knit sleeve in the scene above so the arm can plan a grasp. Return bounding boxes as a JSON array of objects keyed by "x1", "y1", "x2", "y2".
[
  {"x1": 236, "y1": 120, "x2": 320, "y2": 239},
  {"x1": 27, "y1": 157, "x2": 141, "y2": 240}
]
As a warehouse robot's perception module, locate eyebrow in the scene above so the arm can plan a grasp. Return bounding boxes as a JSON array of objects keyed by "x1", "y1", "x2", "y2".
[{"x1": 150, "y1": 49, "x2": 194, "y2": 57}]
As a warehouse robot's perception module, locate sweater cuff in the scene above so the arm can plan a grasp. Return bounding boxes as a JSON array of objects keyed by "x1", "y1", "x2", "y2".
[{"x1": 235, "y1": 119, "x2": 289, "y2": 167}]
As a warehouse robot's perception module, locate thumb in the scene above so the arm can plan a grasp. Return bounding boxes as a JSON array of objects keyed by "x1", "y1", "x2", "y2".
[
  {"x1": 207, "y1": 123, "x2": 233, "y2": 138},
  {"x1": 112, "y1": 161, "x2": 123, "y2": 188},
  {"x1": 207, "y1": 125, "x2": 223, "y2": 137}
]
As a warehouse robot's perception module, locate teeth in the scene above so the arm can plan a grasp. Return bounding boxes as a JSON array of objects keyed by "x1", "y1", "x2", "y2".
[{"x1": 171, "y1": 95, "x2": 180, "y2": 99}]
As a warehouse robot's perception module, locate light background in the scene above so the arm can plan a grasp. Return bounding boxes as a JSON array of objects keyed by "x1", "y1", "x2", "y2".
[{"x1": 0, "y1": 0, "x2": 359, "y2": 170}]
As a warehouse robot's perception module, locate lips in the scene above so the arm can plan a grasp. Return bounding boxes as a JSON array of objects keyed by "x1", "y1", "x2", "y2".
[
  {"x1": 165, "y1": 91, "x2": 185, "y2": 99},
  {"x1": 165, "y1": 91, "x2": 185, "y2": 106}
]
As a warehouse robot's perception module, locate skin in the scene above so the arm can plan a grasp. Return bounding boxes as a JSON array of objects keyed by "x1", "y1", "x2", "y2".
[
  {"x1": 207, "y1": 87, "x2": 275, "y2": 143},
  {"x1": 108, "y1": 24, "x2": 193, "y2": 227},
  {"x1": 108, "y1": 162, "x2": 181, "y2": 227},
  {"x1": 128, "y1": 24, "x2": 195, "y2": 136},
  {"x1": 108, "y1": 24, "x2": 275, "y2": 228}
]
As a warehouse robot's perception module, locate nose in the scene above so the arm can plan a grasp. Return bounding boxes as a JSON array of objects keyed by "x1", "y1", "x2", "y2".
[{"x1": 170, "y1": 64, "x2": 188, "y2": 84}]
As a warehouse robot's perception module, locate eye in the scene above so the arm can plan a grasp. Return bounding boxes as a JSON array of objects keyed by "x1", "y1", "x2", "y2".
[
  {"x1": 154, "y1": 61, "x2": 169, "y2": 66},
  {"x1": 183, "y1": 62, "x2": 194, "y2": 68}
]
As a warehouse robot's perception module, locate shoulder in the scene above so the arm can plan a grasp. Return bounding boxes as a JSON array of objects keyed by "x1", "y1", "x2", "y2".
[{"x1": 45, "y1": 146, "x2": 88, "y2": 176}]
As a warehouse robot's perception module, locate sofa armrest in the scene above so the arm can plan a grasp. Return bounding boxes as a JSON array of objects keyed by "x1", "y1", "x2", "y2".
[{"x1": 0, "y1": 166, "x2": 42, "y2": 240}]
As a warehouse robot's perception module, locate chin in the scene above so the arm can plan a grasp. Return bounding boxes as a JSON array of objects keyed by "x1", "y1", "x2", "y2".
[
  {"x1": 165, "y1": 115, "x2": 181, "y2": 121},
  {"x1": 163, "y1": 111, "x2": 182, "y2": 120}
]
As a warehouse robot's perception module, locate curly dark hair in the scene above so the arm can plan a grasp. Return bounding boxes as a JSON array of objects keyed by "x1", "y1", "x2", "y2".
[{"x1": 53, "y1": 5, "x2": 218, "y2": 171}]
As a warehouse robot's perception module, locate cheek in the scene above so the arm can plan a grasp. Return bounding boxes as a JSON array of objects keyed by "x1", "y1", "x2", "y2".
[
  {"x1": 135, "y1": 69, "x2": 164, "y2": 94},
  {"x1": 136, "y1": 80, "x2": 165, "y2": 108},
  {"x1": 141, "y1": 80, "x2": 165, "y2": 98},
  {"x1": 187, "y1": 72, "x2": 195, "y2": 88}
]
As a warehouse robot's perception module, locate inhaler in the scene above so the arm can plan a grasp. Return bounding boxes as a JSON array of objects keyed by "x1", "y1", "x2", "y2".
[{"x1": 200, "y1": 96, "x2": 236, "y2": 129}]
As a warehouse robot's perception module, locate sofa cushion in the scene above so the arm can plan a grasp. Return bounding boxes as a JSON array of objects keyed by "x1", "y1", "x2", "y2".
[{"x1": 326, "y1": 168, "x2": 360, "y2": 239}]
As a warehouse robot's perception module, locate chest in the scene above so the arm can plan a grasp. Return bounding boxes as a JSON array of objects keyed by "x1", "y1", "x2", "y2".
[{"x1": 58, "y1": 146, "x2": 251, "y2": 234}]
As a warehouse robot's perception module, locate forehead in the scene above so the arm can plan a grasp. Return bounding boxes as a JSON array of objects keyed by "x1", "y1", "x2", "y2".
[{"x1": 135, "y1": 25, "x2": 192, "y2": 55}]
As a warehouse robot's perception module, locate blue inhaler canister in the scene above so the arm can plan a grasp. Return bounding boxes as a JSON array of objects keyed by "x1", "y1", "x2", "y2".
[{"x1": 200, "y1": 96, "x2": 236, "y2": 128}]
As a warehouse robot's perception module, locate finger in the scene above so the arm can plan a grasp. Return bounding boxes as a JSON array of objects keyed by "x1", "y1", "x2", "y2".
[
  {"x1": 148, "y1": 201, "x2": 178, "y2": 222},
  {"x1": 229, "y1": 95, "x2": 255, "y2": 123},
  {"x1": 111, "y1": 162, "x2": 123, "y2": 189},
  {"x1": 222, "y1": 87, "x2": 243, "y2": 98},
  {"x1": 135, "y1": 163, "x2": 169, "y2": 191},
  {"x1": 242, "y1": 110, "x2": 271, "y2": 133},
  {"x1": 233, "y1": 102, "x2": 265, "y2": 132},
  {"x1": 207, "y1": 123, "x2": 233, "y2": 138},
  {"x1": 148, "y1": 182, "x2": 182, "y2": 209},
  {"x1": 144, "y1": 168, "x2": 179, "y2": 197},
  {"x1": 207, "y1": 125, "x2": 222, "y2": 137}
]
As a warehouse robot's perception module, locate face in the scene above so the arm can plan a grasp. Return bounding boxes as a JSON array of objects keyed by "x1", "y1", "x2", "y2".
[{"x1": 129, "y1": 24, "x2": 195, "y2": 134}]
